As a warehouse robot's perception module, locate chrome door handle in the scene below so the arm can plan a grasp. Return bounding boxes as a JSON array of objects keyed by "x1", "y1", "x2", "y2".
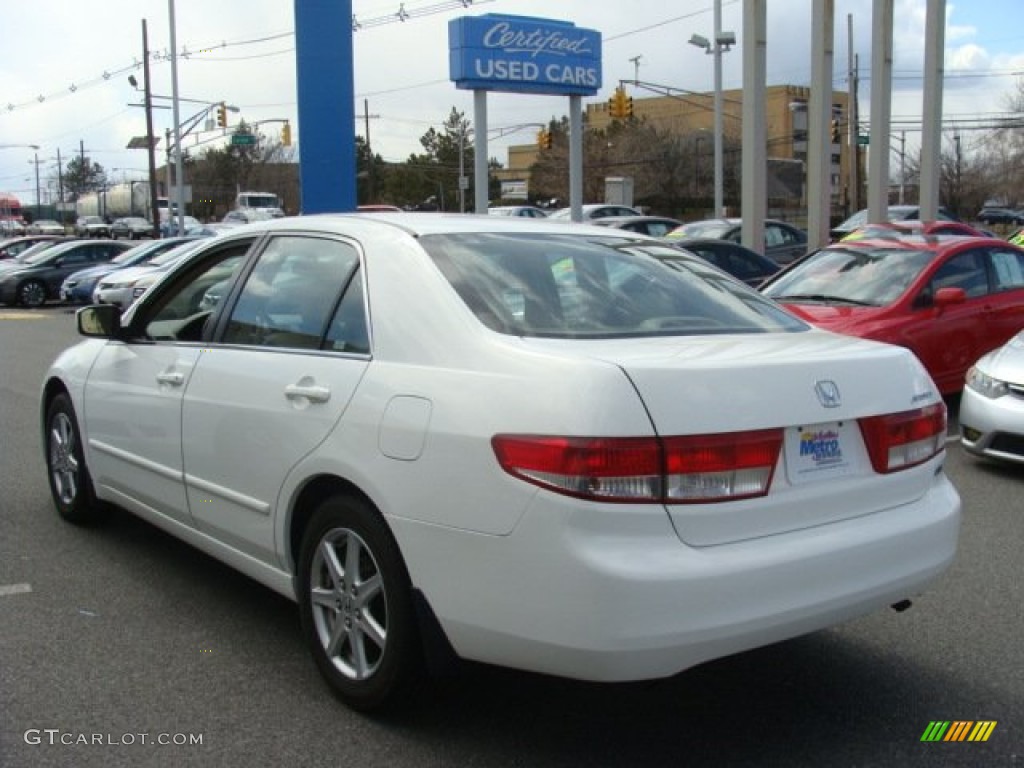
[
  {"x1": 284, "y1": 384, "x2": 331, "y2": 404},
  {"x1": 156, "y1": 371, "x2": 185, "y2": 386}
]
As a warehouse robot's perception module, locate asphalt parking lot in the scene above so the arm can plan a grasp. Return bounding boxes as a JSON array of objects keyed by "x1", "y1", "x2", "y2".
[{"x1": 0, "y1": 306, "x2": 1021, "y2": 767}]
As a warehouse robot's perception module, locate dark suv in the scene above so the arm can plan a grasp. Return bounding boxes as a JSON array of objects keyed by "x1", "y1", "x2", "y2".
[
  {"x1": 0, "y1": 239, "x2": 132, "y2": 307},
  {"x1": 976, "y1": 207, "x2": 1024, "y2": 226}
]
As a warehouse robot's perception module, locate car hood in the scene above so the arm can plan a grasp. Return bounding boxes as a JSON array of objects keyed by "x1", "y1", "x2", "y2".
[
  {"x1": 68, "y1": 264, "x2": 118, "y2": 280},
  {"x1": 778, "y1": 303, "x2": 889, "y2": 335},
  {"x1": 97, "y1": 264, "x2": 158, "y2": 285}
]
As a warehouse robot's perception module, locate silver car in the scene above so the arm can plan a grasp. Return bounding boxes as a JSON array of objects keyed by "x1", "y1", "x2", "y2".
[{"x1": 960, "y1": 330, "x2": 1024, "y2": 464}]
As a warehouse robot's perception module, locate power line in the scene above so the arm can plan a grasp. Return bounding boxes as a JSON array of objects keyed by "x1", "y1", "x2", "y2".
[{"x1": 0, "y1": 0, "x2": 493, "y2": 119}]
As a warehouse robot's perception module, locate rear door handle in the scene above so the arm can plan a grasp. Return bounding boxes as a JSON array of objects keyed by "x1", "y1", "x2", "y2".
[
  {"x1": 284, "y1": 383, "x2": 331, "y2": 404},
  {"x1": 156, "y1": 371, "x2": 185, "y2": 387}
]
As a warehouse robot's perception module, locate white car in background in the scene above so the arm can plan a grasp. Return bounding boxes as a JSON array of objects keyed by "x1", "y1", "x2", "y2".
[
  {"x1": 91, "y1": 238, "x2": 206, "y2": 308},
  {"x1": 42, "y1": 213, "x2": 960, "y2": 713},
  {"x1": 960, "y1": 330, "x2": 1024, "y2": 464}
]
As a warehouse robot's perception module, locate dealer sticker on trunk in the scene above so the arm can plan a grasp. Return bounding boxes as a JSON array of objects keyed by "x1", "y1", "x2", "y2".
[{"x1": 785, "y1": 421, "x2": 859, "y2": 484}]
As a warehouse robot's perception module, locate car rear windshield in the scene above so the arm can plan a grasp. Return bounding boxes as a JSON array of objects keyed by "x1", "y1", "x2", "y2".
[
  {"x1": 762, "y1": 246, "x2": 934, "y2": 305},
  {"x1": 422, "y1": 233, "x2": 806, "y2": 338}
]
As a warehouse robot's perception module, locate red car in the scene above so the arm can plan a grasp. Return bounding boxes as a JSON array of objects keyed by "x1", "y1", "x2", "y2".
[
  {"x1": 840, "y1": 219, "x2": 987, "y2": 241},
  {"x1": 760, "y1": 235, "x2": 1024, "y2": 393}
]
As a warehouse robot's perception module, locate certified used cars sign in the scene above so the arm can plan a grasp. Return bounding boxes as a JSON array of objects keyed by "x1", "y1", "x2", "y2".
[{"x1": 449, "y1": 14, "x2": 602, "y2": 95}]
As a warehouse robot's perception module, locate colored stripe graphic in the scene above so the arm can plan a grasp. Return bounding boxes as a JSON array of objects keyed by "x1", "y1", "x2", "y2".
[
  {"x1": 945, "y1": 721, "x2": 973, "y2": 741},
  {"x1": 920, "y1": 720, "x2": 996, "y2": 742},
  {"x1": 968, "y1": 721, "x2": 997, "y2": 742}
]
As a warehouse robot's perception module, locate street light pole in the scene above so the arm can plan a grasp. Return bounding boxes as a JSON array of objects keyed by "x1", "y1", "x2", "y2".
[
  {"x1": 689, "y1": 0, "x2": 734, "y2": 219},
  {"x1": 168, "y1": 0, "x2": 185, "y2": 237},
  {"x1": 712, "y1": 0, "x2": 724, "y2": 217}
]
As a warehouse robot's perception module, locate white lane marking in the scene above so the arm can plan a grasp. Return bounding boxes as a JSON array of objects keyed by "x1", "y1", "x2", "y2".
[{"x1": 0, "y1": 583, "x2": 32, "y2": 597}]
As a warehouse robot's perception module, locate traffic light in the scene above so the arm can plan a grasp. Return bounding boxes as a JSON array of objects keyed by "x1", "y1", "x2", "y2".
[
  {"x1": 216, "y1": 102, "x2": 227, "y2": 129},
  {"x1": 608, "y1": 87, "x2": 634, "y2": 120},
  {"x1": 281, "y1": 122, "x2": 292, "y2": 147},
  {"x1": 609, "y1": 87, "x2": 629, "y2": 119},
  {"x1": 830, "y1": 118, "x2": 840, "y2": 143}
]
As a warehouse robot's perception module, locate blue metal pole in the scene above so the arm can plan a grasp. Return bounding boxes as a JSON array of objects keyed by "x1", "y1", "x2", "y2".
[{"x1": 294, "y1": 0, "x2": 356, "y2": 213}]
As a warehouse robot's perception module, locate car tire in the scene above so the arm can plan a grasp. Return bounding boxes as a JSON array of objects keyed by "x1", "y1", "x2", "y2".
[
  {"x1": 297, "y1": 494, "x2": 423, "y2": 713},
  {"x1": 18, "y1": 280, "x2": 47, "y2": 308},
  {"x1": 44, "y1": 393, "x2": 104, "y2": 524}
]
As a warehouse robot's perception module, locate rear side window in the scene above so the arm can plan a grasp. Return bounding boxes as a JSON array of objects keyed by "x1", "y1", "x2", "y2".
[
  {"x1": 223, "y1": 235, "x2": 359, "y2": 350},
  {"x1": 990, "y1": 248, "x2": 1024, "y2": 291},
  {"x1": 423, "y1": 233, "x2": 804, "y2": 338}
]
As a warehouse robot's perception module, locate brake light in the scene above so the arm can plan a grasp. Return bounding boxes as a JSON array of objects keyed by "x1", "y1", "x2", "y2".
[
  {"x1": 663, "y1": 430, "x2": 782, "y2": 502},
  {"x1": 490, "y1": 436, "x2": 662, "y2": 501},
  {"x1": 491, "y1": 430, "x2": 783, "y2": 503},
  {"x1": 859, "y1": 403, "x2": 946, "y2": 473}
]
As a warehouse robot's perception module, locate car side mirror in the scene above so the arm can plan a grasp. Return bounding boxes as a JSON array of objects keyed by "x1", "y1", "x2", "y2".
[
  {"x1": 77, "y1": 304, "x2": 124, "y2": 339},
  {"x1": 933, "y1": 286, "x2": 967, "y2": 307}
]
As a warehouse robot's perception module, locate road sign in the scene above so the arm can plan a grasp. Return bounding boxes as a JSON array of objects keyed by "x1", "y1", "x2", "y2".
[
  {"x1": 857, "y1": 134, "x2": 870, "y2": 146},
  {"x1": 231, "y1": 133, "x2": 257, "y2": 146}
]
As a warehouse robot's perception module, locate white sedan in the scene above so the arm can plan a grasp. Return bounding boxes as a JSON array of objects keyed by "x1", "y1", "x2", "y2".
[
  {"x1": 42, "y1": 213, "x2": 961, "y2": 712},
  {"x1": 960, "y1": 330, "x2": 1024, "y2": 464}
]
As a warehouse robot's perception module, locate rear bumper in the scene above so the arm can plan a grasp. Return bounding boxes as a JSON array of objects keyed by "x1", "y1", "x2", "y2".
[{"x1": 396, "y1": 471, "x2": 960, "y2": 682}]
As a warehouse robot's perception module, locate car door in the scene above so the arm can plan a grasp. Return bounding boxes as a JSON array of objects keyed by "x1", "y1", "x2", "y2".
[
  {"x1": 903, "y1": 248, "x2": 991, "y2": 392},
  {"x1": 181, "y1": 234, "x2": 371, "y2": 566},
  {"x1": 982, "y1": 245, "x2": 1024, "y2": 350},
  {"x1": 765, "y1": 223, "x2": 806, "y2": 264},
  {"x1": 82, "y1": 238, "x2": 257, "y2": 526},
  {"x1": 43, "y1": 245, "x2": 94, "y2": 293}
]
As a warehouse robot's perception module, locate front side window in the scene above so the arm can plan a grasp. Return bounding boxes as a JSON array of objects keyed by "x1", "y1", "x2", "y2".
[
  {"x1": 424, "y1": 233, "x2": 804, "y2": 338},
  {"x1": 929, "y1": 250, "x2": 989, "y2": 299},
  {"x1": 142, "y1": 244, "x2": 252, "y2": 340}
]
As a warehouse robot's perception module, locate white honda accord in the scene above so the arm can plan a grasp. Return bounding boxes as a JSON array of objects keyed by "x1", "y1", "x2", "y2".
[{"x1": 41, "y1": 213, "x2": 961, "y2": 712}]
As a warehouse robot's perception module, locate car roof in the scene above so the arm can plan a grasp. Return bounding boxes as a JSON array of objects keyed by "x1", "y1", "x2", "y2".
[
  {"x1": 231, "y1": 212, "x2": 645, "y2": 239},
  {"x1": 827, "y1": 233, "x2": 1004, "y2": 252}
]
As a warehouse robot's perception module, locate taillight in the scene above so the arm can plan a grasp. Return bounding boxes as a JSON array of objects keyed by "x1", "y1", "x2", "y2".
[
  {"x1": 490, "y1": 436, "x2": 662, "y2": 501},
  {"x1": 858, "y1": 403, "x2": 946, "y2": 473},
  {"x1": 663, "y1": 430, "x2": 782, "y2": 502},
  {"x1": 491, "y1": 430, "x2": 783, "y2": 504}
]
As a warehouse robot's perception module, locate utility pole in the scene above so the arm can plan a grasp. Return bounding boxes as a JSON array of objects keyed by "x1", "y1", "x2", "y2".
[
  {"x1": 629, "y1": 54, "x2": 643, "y2": 84},
  {"x1": 30, "y1": 153, "x2": 42, "y2": 208},
  {"x1": 142, "y1": 19, "x2": 161, "y2": 238},
  {"x1": 56, "y1": 148, "x2": 64, "y2": 215},
  {"x1": 847, "y1": 17, "x2": 859, "y2": 215}
]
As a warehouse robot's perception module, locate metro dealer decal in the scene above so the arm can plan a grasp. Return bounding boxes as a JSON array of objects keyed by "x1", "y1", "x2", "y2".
[
  {"x1": 799, "y1": 427, "x2": 844, "y2": 467},
  {"x1": 784, "y1": 421, "x2": 857, "y2": 484}
]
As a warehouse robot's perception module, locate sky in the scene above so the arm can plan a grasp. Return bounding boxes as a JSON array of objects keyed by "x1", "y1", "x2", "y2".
[{"x1": 2, "y1": 0, "x2": 1024, "y2": 208}]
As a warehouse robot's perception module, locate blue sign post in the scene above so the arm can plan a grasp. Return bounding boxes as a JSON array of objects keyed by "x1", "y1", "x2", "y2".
[
  {"x1": 294, "y1": 0, "x2": 356, "y2": 213},
  {"x1": 449, "y1": 14, "x2": 602, "y2": 218}
]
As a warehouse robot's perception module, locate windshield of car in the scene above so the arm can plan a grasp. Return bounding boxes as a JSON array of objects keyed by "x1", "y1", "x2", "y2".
[
  {"x1": 669, "y1": 221, "x2": 733, "y2": 239},
  {"x1": 148, "y1": 240, "x2": 206, "y2": 267},
  {"x1": 761, "y1": 246, "x2": 935, "y2": 306},
  {"x1": 11, "y1": 242, "x2": 57, "y2": 262},
  {"x1": 24, "y1": 243, "x2": 73, "y2": 264},
  {"x1": 422, "y1": 233, "x2": 806, "y2": 338}
]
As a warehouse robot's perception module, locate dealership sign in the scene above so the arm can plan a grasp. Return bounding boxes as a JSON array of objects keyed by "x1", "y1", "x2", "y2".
[{"x1": 449, "y1": 14, "x2": 602, "y2": 96}]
